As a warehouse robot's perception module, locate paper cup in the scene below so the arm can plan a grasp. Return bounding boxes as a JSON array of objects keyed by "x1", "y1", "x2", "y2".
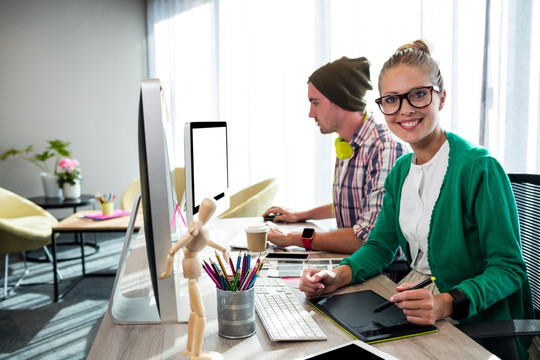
[{"x1": 245, "y1": 223, "x2": 268, "y2": 252}]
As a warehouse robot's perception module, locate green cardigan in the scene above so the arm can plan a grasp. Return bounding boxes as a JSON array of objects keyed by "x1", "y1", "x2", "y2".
[{"x1": 341, "y1": 132, "x2": 534, "y2": 357}]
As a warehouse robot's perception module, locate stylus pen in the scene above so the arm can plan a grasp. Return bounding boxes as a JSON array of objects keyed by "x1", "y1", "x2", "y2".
[{"x1": 373, "y1": 276, "x2": 436, "y2": 313}]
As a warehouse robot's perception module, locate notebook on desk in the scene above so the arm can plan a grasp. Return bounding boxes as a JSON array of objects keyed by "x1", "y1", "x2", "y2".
[
  {"x1": 81, "y1": 209, "x2": 131, "y2": 221},
  {"x1": 309, "y1": 290, "x2": 437, "y2": 344}
]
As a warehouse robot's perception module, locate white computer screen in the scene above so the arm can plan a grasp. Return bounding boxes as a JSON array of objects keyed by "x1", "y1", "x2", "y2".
[
  {"x1": 192, "y1": 126, "x2": 228, "y2": 209},
  {"x1": 184, "y1": 121, "x2": 229, "y2": 223}
]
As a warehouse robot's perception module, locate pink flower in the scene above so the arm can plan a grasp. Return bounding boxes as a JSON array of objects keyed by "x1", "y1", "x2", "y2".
[
  {"x1": 58, "y1": 158, "x2": 80, "y2": 171},
  {"x1": 57, "y1": 158, "x2": 82, "y2": 185}
]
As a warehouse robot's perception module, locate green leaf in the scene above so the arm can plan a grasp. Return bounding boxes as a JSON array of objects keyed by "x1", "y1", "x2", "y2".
[{"x1": 1, "y1": 139, "x2": 73, "y2": 174}]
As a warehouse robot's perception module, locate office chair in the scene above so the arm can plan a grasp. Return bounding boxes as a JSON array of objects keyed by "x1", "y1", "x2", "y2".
[
  {"x1": 217, "y1": 178, "x2": 279, "y2": 219},
  {"x1": 121, "y1": 167, "x2": 185, "y2": 212},
  {"x1": 455, "y1": 173, "x2": 540, "y2": 359},
  {"x1": 0, "y1": 187, "x2": 60, "y2": 299}
]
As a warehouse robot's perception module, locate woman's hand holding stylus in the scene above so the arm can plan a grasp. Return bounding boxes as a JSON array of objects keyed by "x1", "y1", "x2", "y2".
[{"x1": 391, "y1": 281, "x2": 454, "y2": 326}]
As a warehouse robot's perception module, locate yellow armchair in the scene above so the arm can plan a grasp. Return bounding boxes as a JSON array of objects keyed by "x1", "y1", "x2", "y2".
[
  {"x1": 121, "y1": 167, "x2": 185, "y2": 212},
  {"x1": 0, "y1": 187, "x2": 58, "y2": 299},
  {"x1": 217, "y1": 178, "x2": 279, "y2": 219},
  {"x1": 120, "y1": 178, "x2": 141, "y2": 211}
]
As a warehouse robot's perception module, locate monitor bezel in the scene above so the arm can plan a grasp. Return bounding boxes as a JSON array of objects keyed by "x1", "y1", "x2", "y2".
[
  {"x1": 184, "y1": 121, "x2": 229, "y2": 224},
  {"x1": 109, "y1": 78, "x2": 191, "y2": 325},
  {"x1": 137, "y1": 78, "x2": 182, "y2": 323}
]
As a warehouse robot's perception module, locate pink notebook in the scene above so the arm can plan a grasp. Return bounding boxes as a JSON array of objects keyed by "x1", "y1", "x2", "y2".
[{"x1": 83, "y1": 209, "x2": 131, "y2": 221}]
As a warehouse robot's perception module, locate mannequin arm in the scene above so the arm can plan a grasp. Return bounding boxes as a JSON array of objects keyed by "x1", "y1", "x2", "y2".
[
  {"x1": 208, "y1": 240, "x2": 226, "y2": 253},
  {"x1": 208, "y1": 240, "x2": 229, "y2": 263},
  {"x1": 159, "y1": 228, "x2": 199, "y2": 279}
]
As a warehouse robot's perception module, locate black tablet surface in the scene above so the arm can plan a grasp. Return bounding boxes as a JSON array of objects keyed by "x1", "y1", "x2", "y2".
[
  {"x1": 300, "y1": 340, "x2": 399, "y2": 360},
  {"x1": 309, "y1": 290, "x2": 437, "y2": 343}
]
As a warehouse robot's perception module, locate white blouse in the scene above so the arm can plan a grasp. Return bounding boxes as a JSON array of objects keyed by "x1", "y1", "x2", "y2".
[{"x1": 399, "y1": 140, "x2": 449, "y2": 275}]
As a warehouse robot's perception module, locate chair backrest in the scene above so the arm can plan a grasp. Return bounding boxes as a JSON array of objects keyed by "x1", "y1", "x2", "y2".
[
  {"x1": 508, "y1": 173, "x2": 540, "y2": 316},
  {"x1": 0, "y1": 187, "x2": 56, "y2": 221},
  {"x1": 120, "y1": 167, "x2": 185, "y2": 211},
  {"x1": 0, "y1": 187, "x2": 57, "y2": 254},
  {"x1": 120, "y1": 178, "x2": 141, "y2": 211},
  {"x1": 174, "y1": 167, "x2": 185, "y2": 204},
  {"x1": 217, "y1": 178, "x2": 279, "y2": 219}
]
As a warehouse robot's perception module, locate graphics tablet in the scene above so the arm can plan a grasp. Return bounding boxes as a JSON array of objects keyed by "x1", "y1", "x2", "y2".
[{"x1": 309, "y1": 290, "x2": 437, "y2": 344}]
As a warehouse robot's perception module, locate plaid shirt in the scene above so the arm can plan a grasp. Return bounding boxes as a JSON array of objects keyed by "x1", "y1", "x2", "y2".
[{"x1": 333, "y1": 114, "x2": 408, "y2": 242}]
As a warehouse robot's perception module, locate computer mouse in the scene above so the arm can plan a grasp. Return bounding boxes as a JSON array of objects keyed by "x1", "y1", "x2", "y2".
[{"x1": 263, "y1": 213, "x2": 280, "y2": 222}]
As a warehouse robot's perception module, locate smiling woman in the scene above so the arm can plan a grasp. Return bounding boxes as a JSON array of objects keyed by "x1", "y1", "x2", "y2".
[{"x1": 298, "y1": 39, "x2": 535, "y2": 360}]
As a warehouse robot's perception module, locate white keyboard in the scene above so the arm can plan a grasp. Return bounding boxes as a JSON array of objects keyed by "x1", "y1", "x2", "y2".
[{"x1": 254, "y1": 277, "x2": 327, "y2": 341}]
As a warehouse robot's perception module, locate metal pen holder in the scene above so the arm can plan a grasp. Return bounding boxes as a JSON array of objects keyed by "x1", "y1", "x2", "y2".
[{"x1": 216, "y1": 287, "x2": 256, "y2": 339}]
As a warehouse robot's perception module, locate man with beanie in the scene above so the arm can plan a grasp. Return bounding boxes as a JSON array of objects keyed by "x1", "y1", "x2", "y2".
[{"x1": 263, "y1": 56, "x2": 409, "y2": 254}]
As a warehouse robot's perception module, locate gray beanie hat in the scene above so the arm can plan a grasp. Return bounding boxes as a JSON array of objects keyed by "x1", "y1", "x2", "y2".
[{"x1": 308, "y1": 56, "x2": 373, "y2": 112}]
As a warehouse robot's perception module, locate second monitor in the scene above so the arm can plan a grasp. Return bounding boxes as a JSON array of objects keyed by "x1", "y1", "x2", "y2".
[{"x1": 183, "y1": 121, "x2": 230, "y2": 224}]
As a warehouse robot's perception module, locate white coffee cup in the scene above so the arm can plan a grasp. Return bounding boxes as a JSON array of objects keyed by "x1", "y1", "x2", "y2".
[{"x1": 245, "y1": 223, "x2": 268, "y2": 252}]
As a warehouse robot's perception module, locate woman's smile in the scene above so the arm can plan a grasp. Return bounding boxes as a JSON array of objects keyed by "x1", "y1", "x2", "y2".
[{"x1": 398, "y1": 117, "x2": 422, "y2": 130}]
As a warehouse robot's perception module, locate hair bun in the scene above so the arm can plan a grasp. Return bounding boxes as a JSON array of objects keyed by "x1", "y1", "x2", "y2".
[
  {"x1": 397, "y1": 39, "x2": 432, "y2": 56},
  {"x1": 379, "y1": 38, "x2": 443, "y2": 91}
]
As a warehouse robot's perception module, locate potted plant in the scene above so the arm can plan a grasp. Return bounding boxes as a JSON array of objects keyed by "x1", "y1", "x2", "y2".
[
  {"x1": 57, "y1": 158, "x2": 82, "y2": 199},
  {"x1": 1, "y1": 139, "x2": 72, "y2": 198}
]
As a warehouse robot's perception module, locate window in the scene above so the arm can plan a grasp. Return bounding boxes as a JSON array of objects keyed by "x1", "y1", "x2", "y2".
[{"x1": 147, "y1": 0, "x2": 540, "y2": 211}]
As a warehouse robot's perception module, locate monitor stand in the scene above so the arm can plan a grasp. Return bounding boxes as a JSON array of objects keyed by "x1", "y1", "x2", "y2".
[{"x1": 107, "y1": 192, "x2": 189, "y2": 324}]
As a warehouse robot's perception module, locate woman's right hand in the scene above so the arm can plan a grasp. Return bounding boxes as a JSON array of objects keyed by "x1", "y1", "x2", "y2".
[
  {"x1": 299, "y1": 265, "x2": 353, "y2": 298},
  {"x1": 299, "y1": 269, "x2": 339, "y2": 298}
]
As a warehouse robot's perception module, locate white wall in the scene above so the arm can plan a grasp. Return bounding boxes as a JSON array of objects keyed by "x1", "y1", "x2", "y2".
[{"x1": 0, "y1": 0, "x2": 147, "y2": 214}]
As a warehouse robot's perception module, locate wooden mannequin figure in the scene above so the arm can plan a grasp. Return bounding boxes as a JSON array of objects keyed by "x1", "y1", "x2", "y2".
[{"x1": 159, "y1": 197, "x2": 226, "y2": 360}]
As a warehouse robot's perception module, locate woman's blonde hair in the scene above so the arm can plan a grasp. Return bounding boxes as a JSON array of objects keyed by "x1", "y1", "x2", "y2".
[{"x1": 378, "y1": 39, "x2": 444, "y2": 91}]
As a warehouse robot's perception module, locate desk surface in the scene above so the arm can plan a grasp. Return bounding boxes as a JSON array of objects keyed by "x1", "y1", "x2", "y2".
[
  {"x1": 88, "y1": 218, "x2": 494, "y2": 360},
  {"x1": 53, "y1": 210, "x2": 144, "y2": 232}
]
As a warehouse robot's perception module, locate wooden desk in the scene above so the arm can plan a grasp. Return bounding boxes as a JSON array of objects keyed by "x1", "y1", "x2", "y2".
[
  {"x1": 51, "y1": 210, "x2": 144, "y2": 302},
  {"x1": 88, "y1": 218, "x2": 494, "y2": 360}
]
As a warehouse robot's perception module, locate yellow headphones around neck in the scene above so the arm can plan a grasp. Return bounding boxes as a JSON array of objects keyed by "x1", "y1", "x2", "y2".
[
  {"x1": 334, "y1": 112, "x2": 369, "y2": 160},
  {"x1": 335, "y1": 137, "x2": 353, "y2": 160}
]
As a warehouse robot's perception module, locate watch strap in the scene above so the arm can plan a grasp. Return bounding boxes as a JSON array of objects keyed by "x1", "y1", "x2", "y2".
[
  {"x1": 301, "y1": 229, "x2": 314, "y2": 250},
  {"x1": 448, "y1": 288, "x2": 470, "y2": 320},
  {"x1": 302, "y1": 237, "x2": 312, "y2": 250}
]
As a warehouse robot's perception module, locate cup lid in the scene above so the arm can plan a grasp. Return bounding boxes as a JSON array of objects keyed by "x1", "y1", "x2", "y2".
[{"x1": 245, "y1": 223, "x2": 268, "y2": 233}]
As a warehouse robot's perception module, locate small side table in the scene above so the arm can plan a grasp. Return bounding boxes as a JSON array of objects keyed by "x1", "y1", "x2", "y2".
[{"x1": 27, "y1": 195, "x2": 97, "y2": 213}]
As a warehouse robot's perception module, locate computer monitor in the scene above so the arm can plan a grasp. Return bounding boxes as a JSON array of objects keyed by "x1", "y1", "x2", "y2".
[
  {"x1": 108, "y1": 79, "x2": 189, "y2": 324},
  {"x1": 183, "y1": 121, "x2": 230, "y2": 224}
]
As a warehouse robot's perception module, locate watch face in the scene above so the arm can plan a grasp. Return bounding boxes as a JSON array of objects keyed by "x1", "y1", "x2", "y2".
[{"x1": 302, "y1": 228, "x2": 315, "y2": 238}]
